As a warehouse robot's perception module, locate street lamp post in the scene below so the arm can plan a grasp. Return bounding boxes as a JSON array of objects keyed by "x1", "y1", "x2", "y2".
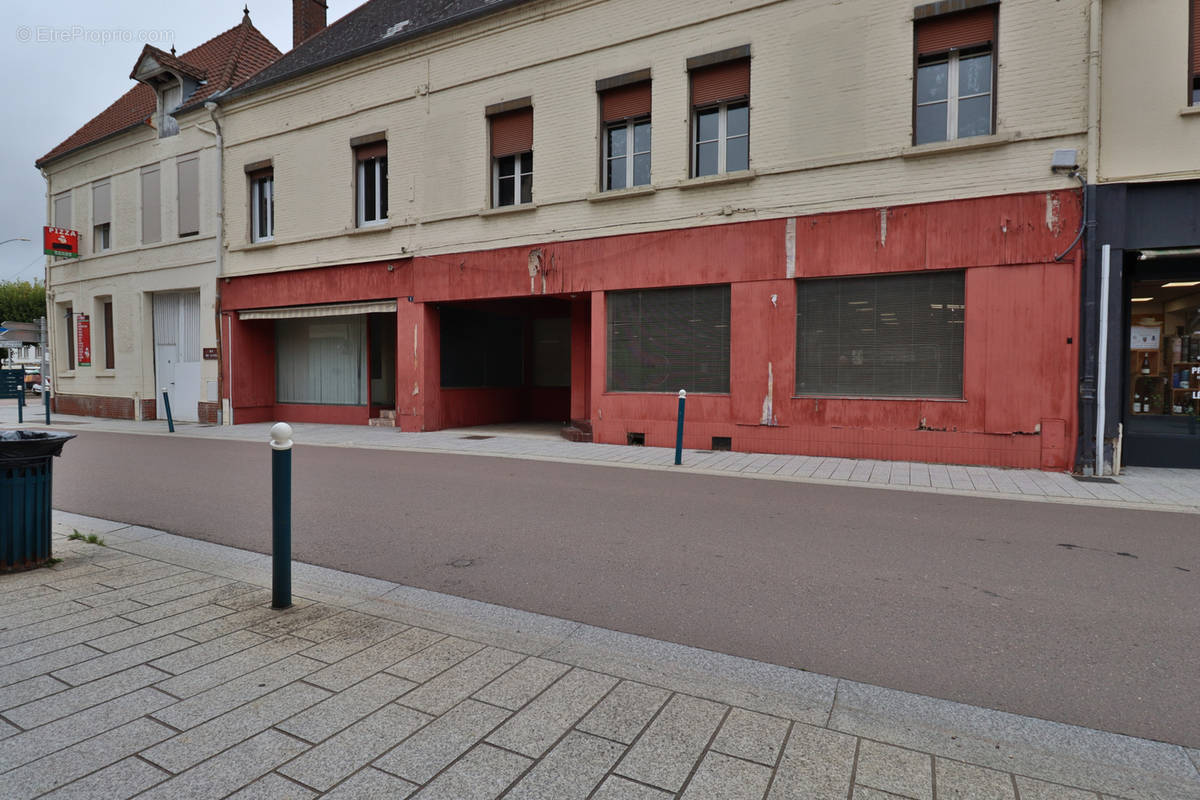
[{"x1": 0, "y1": 238, "x2": 32, "y2": 246}]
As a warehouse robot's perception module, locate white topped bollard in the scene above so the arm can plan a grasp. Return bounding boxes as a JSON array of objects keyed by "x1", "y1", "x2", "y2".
[
  {"x1": 270, "y1": 422, "x2": 294, "y2": 450},
  {"x1": 675, "y1": 389, "x2": 687, "y2": 466},
  {"x1": 270, "y1": 422, "x2": 293, "y2": 609}
]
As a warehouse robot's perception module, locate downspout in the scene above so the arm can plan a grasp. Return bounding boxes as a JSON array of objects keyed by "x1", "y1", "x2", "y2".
[
  {"x1": 39, "y1": 169, "x2": 52, "y2": 411},
  {"x1": 203, "y1": 101, "x2": 230, "y2": 424}
]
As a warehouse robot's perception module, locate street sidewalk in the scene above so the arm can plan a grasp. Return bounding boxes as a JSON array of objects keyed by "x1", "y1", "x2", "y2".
[
  {"x1": 1, "y1": 403, "x2": 1199, "y2": 515},
  {"x1": 0, "y1": 512, "x2": 1195, "y2": 799}
]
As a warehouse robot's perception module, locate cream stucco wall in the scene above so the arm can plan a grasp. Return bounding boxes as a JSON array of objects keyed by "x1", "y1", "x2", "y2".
[
  {"x1": 43, "y1": 110, "x2": 221, "y2": 417},
  {"x1": 1098, "y1": 0, "x2": 1200, "y2": 183},
  {"x1": 220, "y1": 0, "x2": 1092, "y2": 278}
]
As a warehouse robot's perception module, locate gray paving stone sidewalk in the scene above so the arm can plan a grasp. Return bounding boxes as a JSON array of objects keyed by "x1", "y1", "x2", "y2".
[
  {"x1": 2, "y1": 405, "x2": 1199, "y2": 515},
  {"x1": 0, "y1": 513, "x2": 1196, "y2": 799}
]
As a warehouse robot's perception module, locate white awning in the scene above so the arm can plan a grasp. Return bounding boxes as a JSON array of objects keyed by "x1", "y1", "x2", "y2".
[{"x1": 238, "y1": 300, "x2": 397, "y2": 321}]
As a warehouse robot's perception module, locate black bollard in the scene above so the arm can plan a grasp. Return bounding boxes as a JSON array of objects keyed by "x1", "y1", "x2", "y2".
[{"x1": 270, "y1": 423, "x2": 293, "y2": 609}]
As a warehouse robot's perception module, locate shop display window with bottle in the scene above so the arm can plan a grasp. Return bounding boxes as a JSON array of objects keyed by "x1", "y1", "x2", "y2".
[{"x1": 1128, "y1": 280, "x2": 1200, "y2": 421}]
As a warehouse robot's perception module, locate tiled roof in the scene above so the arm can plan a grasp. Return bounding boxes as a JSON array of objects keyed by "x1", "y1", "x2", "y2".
[
  {"x1": 230, "y1": 0, "x2": 536, "y2": 99},
  {"x1": 36, "y1": 14, "x2": 281, "y2": 168}
]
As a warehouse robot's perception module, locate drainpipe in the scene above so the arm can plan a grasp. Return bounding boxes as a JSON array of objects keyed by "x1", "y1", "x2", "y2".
[
  {"x1": 39, "y1": 169, "x2": 52, "y2": 410},
  {"x1": 203, "y1": 101, "x2": 230, "y2": 425},
  {"x1": 1095, "y1": 244, "x2": 1110, "y2": 476}
]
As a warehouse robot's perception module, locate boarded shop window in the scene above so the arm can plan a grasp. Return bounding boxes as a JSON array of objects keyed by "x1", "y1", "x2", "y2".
[
  {"x1": 275, "y1": 316, "x2": 367, "y2": 406},
  {"x1": 177, "y1": 154, "x2": 200, "y2": 236},
  {"x1": 913, "y1": 4, "x2": 997, "y2": 144},
  {"x1": 440, "y1": 307, "x2": 525, "y2": 388},
  {"x1": 607, "y1": 285, "x2": 730, "y2": 393},
  {"x1": 795, "y1": 271, "x2": 964, "y2": 398}
]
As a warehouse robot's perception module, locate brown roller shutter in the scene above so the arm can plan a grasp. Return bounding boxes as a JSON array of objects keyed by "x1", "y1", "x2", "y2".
[
  {"x1": 601, "y1": 81, "x2": 651, "y2": 122},
  {"x1": 490, "y1": 107, "x2": 533, "y2": 157},
  {"x1": 690, "y1": 59, "x2": 750, "y2": 107},
  {"x1": 1192, "y1": 0, "x2": 1200, "y2": 75},
  {"x1": 916, "y1": 6, "x2": 996, "y2": 56},
  {"x1": 355, "y1": 141, "x2": 387, "y2": 161}
]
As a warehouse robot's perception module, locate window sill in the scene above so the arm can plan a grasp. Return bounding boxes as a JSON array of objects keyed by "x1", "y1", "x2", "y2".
[
  {"x1": 901, "y1": 132, "x2": 1014, "y2": 159},
  {"x1": 792, "y1": 394, "x2": 966, "y2": 403},
  {"x1": 677, "y1": 169, "x2": 757, "y2": 190},
  {"x1": 479, "y1": 203, "x2": 538, "y2": 218},
  {"x1": 347, "y1": 221, "x2": 393, "y2": 235},
  {"x1": 58, "y1": 371, "x2": 75, "y2": 379},
  {"x1": 602, "y1": 391, "x2": 730, "y2": 397},
  {"x1": 95, "y1": 370, "x2": 116, "y2": 378},
  {"x1": 237, "y1": 238, "x2": 279, "y2": 251},
  {"x1": 1179, "y1": 105, "x2": 1200, "y2": 118},
  {"x1": 587, "y1": 186, "x2": 656, "y2": 203}
]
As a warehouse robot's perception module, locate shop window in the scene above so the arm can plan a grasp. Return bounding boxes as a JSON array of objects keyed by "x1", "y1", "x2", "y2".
[
  {"x1": 1127, "y1": 279, "x2": 1200, "y2": 419},
  {"x1": 913, "y1": 4, "x2": 997, "y2": 145},
  {"x1": 607, "y1": 284, "x2": 731, "y2": 393},
  {"x1": 795, "y1": 271, "x2": 964, "y2": 398},
  {"x1": 489, "y1": 103, "x2": 533, "y2": 207},
  {"x1": 275, "y1": 316, "x2": 367, "y2": 406},
  {"x1": 355, "y1": 141, "x2": 388, "y2": 227},
  {"x1": 599, "y1": 74, "x2": 651, "y2": 190},
  {"x1": 688, "y1": 50, "x2": 750, "y2": 177}
]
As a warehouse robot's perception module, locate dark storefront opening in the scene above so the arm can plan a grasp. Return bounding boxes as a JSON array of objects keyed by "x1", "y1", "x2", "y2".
[
  {"x1": 1122, "y1": 257, "x2": 1200, "y2": 467},
  {"x1": 439, "y1": 297, "x2": 571, "y2": 427},
  {"x1": 272, "y1": 309, "x2": 396, "y2": 413}
]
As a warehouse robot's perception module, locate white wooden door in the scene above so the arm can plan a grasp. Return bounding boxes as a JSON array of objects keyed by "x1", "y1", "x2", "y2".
[{"x1": 153, "y1": 291, "x2": 202, "y2": 421}]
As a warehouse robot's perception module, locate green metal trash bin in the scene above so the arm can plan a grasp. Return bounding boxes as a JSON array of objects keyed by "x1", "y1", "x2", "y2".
[{"x1": 1, "y1": 431, "x2": 75, "y2": 571}]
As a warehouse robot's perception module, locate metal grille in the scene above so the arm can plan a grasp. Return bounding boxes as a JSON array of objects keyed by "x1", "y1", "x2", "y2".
[
  {"x1": 607, "y1": 285, "x2": 730, "y2": 394},
  {"x1": 795, "y1": 271, "x2": 964, "y2": 398}
]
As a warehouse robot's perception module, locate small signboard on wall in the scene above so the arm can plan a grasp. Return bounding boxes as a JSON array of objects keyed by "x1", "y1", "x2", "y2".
[
  {"x1": 43, "y1": 227, "x2": 79, "y2": 258},
  {"x1": 203, "y1": 347, "x2": 219, "y2": 360},
  {"x1": 1130, "y1": 325, "x2": 1161, "y2": 351},
  {"x1": 76, "y1": 314, "x2": 91, "y2": 366}
]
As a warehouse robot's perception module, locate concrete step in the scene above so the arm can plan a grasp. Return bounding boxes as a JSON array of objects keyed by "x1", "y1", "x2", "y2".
[
  {"x1": 569, "y1": 418, "x2": 593, "y2": 435},
  {"x1": 368, "y1": 417, "x2": 396, "y2": 427},
  {"x1": 378, "y1": 409, "x2": 397, "y2": 419},
  {"x1": 561, "y1": 425, "x2": 592, "y2": 443}
]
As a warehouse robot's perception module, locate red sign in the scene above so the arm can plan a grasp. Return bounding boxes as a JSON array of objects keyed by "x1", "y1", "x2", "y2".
[
  {"x1": 43, "y1": 226, "x2": 79, "y2": 258},
  {"x1": 76, "y1": 314, "x2": 91, "y2": 367}
]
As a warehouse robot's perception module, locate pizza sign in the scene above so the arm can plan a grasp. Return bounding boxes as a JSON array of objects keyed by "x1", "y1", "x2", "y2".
[{"x1": 43, "y1": 226, "x2": 79, "y2": 258}]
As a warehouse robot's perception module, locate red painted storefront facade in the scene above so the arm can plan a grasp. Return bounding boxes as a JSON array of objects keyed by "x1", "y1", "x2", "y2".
[{"x1": 220, "y1": 189, "x2": 1082, "y2": 469}]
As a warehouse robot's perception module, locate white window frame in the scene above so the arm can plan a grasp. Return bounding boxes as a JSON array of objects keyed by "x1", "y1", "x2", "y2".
[
  {"x1": 93, "y1": 223, "x2": 111, "y2": 252},
  {"x1": 915, "y1": 49, "x2": 992, "y2": 144},
  {"x1": 356, "y1": 156, "x2": 387, "y2": 227},
  {"x1": 492, "y1": 151, "x2": 533, "y2": 208},
  {"x1": 603, "y1": 117, "x2": 651, "y2": 191},
  {"x1": 691, "y1": 101, "x2": 749, "y2": 177},
  {"x1": 251, "y1": 174, "x2": 274, "y2": 242}
]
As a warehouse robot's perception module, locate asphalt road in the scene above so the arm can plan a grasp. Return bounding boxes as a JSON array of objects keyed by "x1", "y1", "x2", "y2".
[{"x1": 50, "y1": 430, "x2": 1200, "y2": 746}]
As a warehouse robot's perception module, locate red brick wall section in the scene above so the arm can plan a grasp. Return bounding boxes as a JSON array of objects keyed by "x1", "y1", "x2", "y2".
[
  {"x1": 50, "y1": 394, "x2": 135, "y2": 419},
  {"x1": 198, "y1": 402, "x2": 219, "y2": 425},
  {"x1": 141, "y1": 398, "x2": 156, "y2": 420}
]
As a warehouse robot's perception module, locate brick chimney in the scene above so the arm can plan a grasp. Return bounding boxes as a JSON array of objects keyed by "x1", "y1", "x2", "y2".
[{"x1": 293, "y1": 0, "x2": 328, "y2": 49}]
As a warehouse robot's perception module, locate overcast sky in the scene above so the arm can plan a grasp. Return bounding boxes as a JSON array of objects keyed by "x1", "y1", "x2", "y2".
[{"x1": 0, "y1": 1, "x2": 347, "y2": 284}]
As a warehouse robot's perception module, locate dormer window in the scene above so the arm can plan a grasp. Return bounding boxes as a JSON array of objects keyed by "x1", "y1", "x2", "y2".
[
  {"x1": 130, "y1": 45, "x2": 206, "y2": 140},
  {"x1": 159, "y1": 82, "x2": 182, "y2": 138}
]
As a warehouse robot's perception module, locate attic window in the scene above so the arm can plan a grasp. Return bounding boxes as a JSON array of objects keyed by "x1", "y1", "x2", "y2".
[{"x1": 159, "y1": 82, "x2": 182, "y2": 138}]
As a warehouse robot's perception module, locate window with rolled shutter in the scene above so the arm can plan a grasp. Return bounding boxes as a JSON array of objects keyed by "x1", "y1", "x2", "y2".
[
  {"x1": 607, "y1": 285, "x2": 730, "y2": 394},
  {"x1": 913, "y1": 4, "x2": 997, "y2": 144},
  {"x1": 489, "y1": 106, "x2": 533, "y2": 206},
  {"x1": 795, "y1": 271, "x2": 964, "y2": 398},
  {"x1": 1191, "y1": 0, "x2": 1199, "y2": 104},
  {"x1": 600, "y1": 80, "x2": 652, "y2": 190}
]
